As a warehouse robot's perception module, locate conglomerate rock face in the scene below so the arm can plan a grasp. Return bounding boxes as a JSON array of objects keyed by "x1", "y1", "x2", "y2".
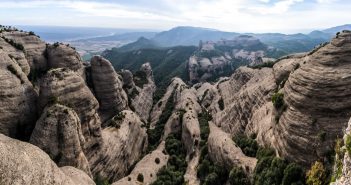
[
  {"x1": 90, "y1": 55, "x2": 128, "y2": 122},
  {"x1": 275, "y1": 31, "x2": 351, "y2": 165},
  {"x1": 208, "y1": 122, "x2": 257, "y2": 174},
  {"x1": 47, "y1": 43, "x2": 85, "y2": 77},
  {"x1": 29, "y1": 104, "x2": 91, "y2": 176},
  {"x1": 0, "y1": 134, "x2": 95, "y2": 185},
  {"x1": 0, "y1": 51, "x2": 37, "y2": 140},
  {"x1": 91, "y1": 110, "x2": 148, "y2": 182},
  {"x1": 130, "y1": 62, "x2": 156, "y2": 122},
  {"x1": 38, "y1": 68, "x2": 102, "y2": 154},
  {"x1": 112, "y1": 141, "x2": 169, "y2": 185},
  {"x1": 1, "y1": 31, "x2": 47, "y2": 71}
]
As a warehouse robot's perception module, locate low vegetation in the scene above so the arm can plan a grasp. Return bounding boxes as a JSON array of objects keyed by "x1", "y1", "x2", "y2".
[
  {"x1": 147, "y1": 88, "x2": 176, "y2": 151},
  {"x1": 233, "y1": 134, "x2": 258, "y2": 157},
  {"x1": 249, "y1": 61, "x2": 276, "y2": 69},
  {"x1": 306, "y1": 161, "x2": 327, "y2": 185},
  {"x1": 151, "y1": 133, "x2": 187, "y2": 185},
  {"x1": 133, "y1": 70, "x2": 148, "y2": 88}
]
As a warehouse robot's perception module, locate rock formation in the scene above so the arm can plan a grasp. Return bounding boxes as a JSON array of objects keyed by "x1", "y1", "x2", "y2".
[
  {"x1": 331, "y1": 118, "x2": 351, "y2": 185},
  {"x1": 0, "y1": 134, "x2": 94, "y2": 185},
  {"x1": 38, "y1": 68, "x2": 102, "y2": 155},
  {"x1": 1, "y1": 31, "x2": 47, "y2": 71},
  {"x1": 274, "y1": 30, "x2": 351, "y2": 165},
  {"x1": 47, "y1": 43, "x2": 85, "y2": 77},
  {"x1": 112, "y1": 141, "x2": 169, "y2": 185},
  {"x1": 208, "y1": 122, "x2": 257, "y2": 174},
  {"x1": 128, "y1": 63, "x2": 156, "y2": 122},
  {"x1": 0, "y1": 51, "x2": 37, "y2": 140},
  {"x1": 90, "y1": 55, "x2": 128, "y2": 122},
  {"x1": 0, "y1": 37, "x2": 30, "y2": 75},
  {"x1": 29, "y1": 104, "x2": 91, "y2": 176},
  {"x1": 91, "y1": 110, "x2": 148, "y2": 182}
]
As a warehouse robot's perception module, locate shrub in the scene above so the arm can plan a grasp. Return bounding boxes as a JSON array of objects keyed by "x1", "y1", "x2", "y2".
[
  {"x1": 318, "y1": 131, "x2": 327, "y2": 142},
  {"x1": 94, "y1": 175, "x2": 110, "y2": 185},
  {"x1": 306, "y1": 161, "x2": 327, "y2": 185},
  {"x1": 249, "y1": 61, "x2": 276, "y2": 69},
  {"x1": 229, "y1": 166, "x2": 250, "y2": 185},
  {"x1": 218, "y1": 98, "x2": 224, "y2": 110},
  {"x1": 233, "y1": 134, "x2": 258, "y2": 157},
  {"x1": 155, "y1": 157, "x2": 160, "y2": 164},
  {"x1": 137, "y1": 173, "x2": 144, "y2": 182},
  {"x1": 133, "y1": 70, "x2": 148, "y2": 88},
  {"x1": 204, "y1": 173, "x2": 219, "y2": 185},
  {"x1": 272, "y1": 92, "x2": 284, "y2": 109},
  {"x1": 282, "y1": 163, "x2": 305, "y2": 185},
  {"x1": 346, "y1": 134, "x2": 351, "y2": 155}
]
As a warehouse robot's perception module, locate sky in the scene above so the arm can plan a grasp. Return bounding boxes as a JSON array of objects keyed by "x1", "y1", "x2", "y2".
[{"x1": 0, "y1": 0, "x2": 350, "y2": 33}]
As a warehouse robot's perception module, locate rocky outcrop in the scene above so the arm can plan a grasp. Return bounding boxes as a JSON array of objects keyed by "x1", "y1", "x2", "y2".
[
  {"x1": 29, "y1": 104, "x2": 91, "y2": 176},
  {"x1": 213, "y1": 66, "x2": 276, "y2": 144},
  {"x1": 331, "y1": 118, "x2": 351, "y2": 185},
  {"x1": 91, "y1": 110, "x2": 148, "y2": 182},
  {"x1": 208, "y1": 122, "x2": 257, "y2": 174},
  {"x1": 0, "y1": 51, "x2": 37, "y2": 140},
  {"x1": 2, "y1": 31, "x2": 47, "y2": 71},
  {"x1": 0, "y1": 134, "x2": 94, "y2": 185},
  {"x1": 112, "y1": 141, "x2": 169, "y2": 185},
  {"x1": 90, "y1": 56, "x2": 128, "y2": 122},
  {"x1": 47, "y1": 43, "x2": 85, "y2": 77},
  {"x1": 38, "y1": 68, "x2": 102, "y2": 155},
  {"x1": 0, "y1": 37, "x2": 30, "y2": 75},
  {"x1": 150, "y1": 77, "x2": 186, "y2": 128},
  {"x1": 275, "y1": 31, "x2": 351, "y2": 165},
  {"x1": 129, "y1": 63, "x2": 156, "y2": 122}
]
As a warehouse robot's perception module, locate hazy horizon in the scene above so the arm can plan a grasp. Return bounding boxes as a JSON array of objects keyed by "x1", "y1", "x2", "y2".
[{"x1": 1, "y1": 0, "x2": 350, "y2": 34}]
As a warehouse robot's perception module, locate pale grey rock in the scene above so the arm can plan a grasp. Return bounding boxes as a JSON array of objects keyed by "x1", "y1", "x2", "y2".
[
  {"x1": 2, "y1": 31, "x2": 47, "y2": 71},
  {"x1": 130, "y1": 63, "x2": 156, "y2": 122},
  {"x1": 0, "y1": 37, "x2": 30, "y2": 75},
  {"x1": 0, "y1": 134, "x2": 94, "y2": 185},
  {"x1": 47, "y1": 43, "x2": 85, "y2": 77},
  {"x1": 38, "y1": 68, "x2": 102, "y2": 155},
  {"x1": 90, "y1": 55, "x2": 128, "y2": 122},
  {"x1": 0, "y1": 51, "x2": 37, "y2": 139},
  {"x1": 91, "y1": 110, "x2": 148, "y2": 182},
  {"x1": 112, "y1": 141, "x2": 169, "y2": 185},
  {"x1": 29, "y1": 104, "x2": 91, "y2": 176},
  {"x1": 208, "y1": 122, "x2": 257, "y2": 174}
]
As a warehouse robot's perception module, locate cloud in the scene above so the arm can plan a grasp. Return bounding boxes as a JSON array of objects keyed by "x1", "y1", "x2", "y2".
[
  {"x1": 246, "y1": 0, "x2": 304, "y2": 15},
  {"x1": 0, "y1": 0, "x2": 350, "y2": 33}
]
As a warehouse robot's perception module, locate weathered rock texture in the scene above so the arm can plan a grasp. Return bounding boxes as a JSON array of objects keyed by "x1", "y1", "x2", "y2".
[
  {"x1": 130, "y1": 63, "x2": 156, "y2": 122},
  {"x1": 0, "y1": 134, "x2": 94, "y2": 185},
  {"x1": 29, "y1": 104, "x2": 91, "y2": 176},
  {"x1": 90, "y1": 56, "x2": 128, "y2": 122},
  {"x1": 208, "y1": 122, "x2": 257, "y2": 174},
  {"x1": 0, "y1": 51, "x2": 37, "y2": 139},
  {"x1": 212, "y1": 66, "x2": 276, "y2": 146},
  {"x1": 331, "y1": 118, "x2": 351, "y2": 185},
  {"x1": 112, "y1": 141, "x2": 169, "y2": 185},
  {"x1": 275, "y1": 31, "x2": 351, "y2": 165},
  {"x1": 2, "y1": 31, "x2": 47, "y2": 71},
  {"x1": 47, "y1": 43, "x2": 85, "y2": 77},
  {"x1": 0, "y1": 37, "x2": 30, "y2": 75},
  {"x1": 150, "y1": 77, "x2": 186, "y2": 128},
  {"x1": 91, "y1": 110, "x2": 148, "y2": 182},
  {"x1": 38, "y1": 68, "x2": 102, "y2": 155}
]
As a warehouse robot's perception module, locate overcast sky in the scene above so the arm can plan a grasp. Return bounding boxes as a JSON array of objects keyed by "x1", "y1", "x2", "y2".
[{"x1": 0, "y1": 0, "x2": 349, "y2": 33}]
